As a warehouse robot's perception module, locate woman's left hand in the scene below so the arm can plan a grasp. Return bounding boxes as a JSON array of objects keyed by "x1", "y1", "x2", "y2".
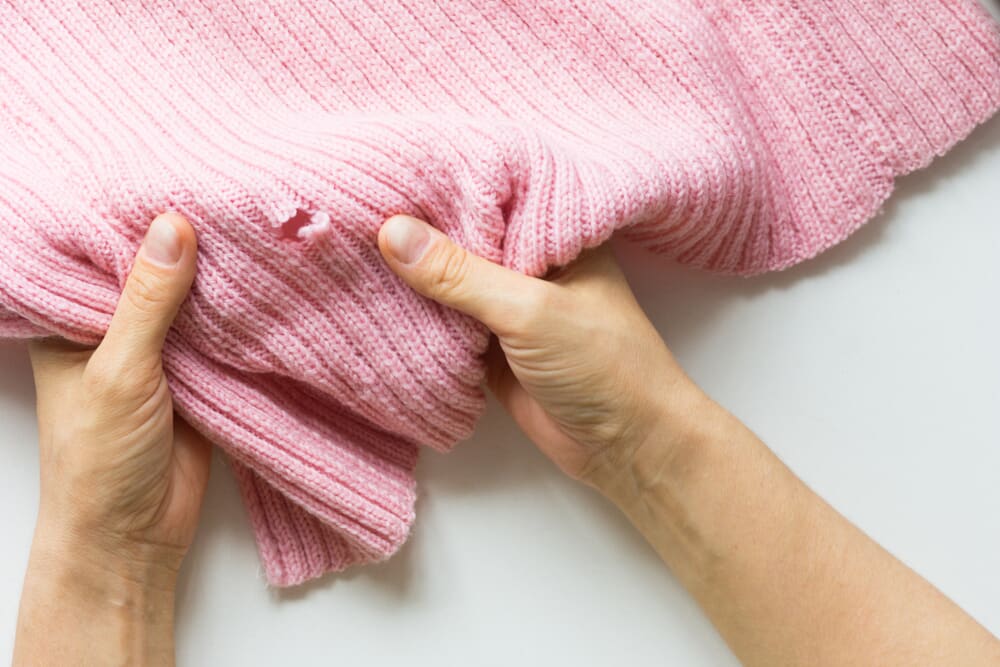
[{"x1": 14, "y1": 211, "x2": 211, "y2": 666}]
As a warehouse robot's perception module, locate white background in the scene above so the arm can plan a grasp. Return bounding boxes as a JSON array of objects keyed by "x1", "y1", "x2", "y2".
[{"x1": 2, "y1": 78, "x2": 999, "y2": 667}]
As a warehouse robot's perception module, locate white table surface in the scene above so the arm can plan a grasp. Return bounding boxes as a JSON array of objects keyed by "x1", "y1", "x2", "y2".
[{"x1": 3, "y1": 102, "x2": 999, "y2": 667}]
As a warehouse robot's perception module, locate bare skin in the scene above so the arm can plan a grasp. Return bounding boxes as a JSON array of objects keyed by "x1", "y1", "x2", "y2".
[{"x1": 12, "y1": 210, "x2": 1000, "y2": 665}]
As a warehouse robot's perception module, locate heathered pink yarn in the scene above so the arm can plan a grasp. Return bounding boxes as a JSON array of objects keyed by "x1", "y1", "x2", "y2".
[{"x1": 1, "y1": 1, "x2": 998, "y2": 587}]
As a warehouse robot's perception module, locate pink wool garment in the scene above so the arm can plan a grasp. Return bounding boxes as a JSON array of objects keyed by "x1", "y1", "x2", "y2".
[{"x1": 1, "y1": 1, "x2": 999, "y2": 586}]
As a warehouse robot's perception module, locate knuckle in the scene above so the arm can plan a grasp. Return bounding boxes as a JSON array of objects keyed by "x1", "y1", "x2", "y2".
[
  {"x1": 124, "y1": 270, "x2": 171, "y2": 315},
  {"x1": 427, "y1": 246, "x2": 471, "y2": 302}
]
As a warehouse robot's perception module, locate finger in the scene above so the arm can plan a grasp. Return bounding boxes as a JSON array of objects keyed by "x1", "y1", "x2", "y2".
[
  {"x1": 26, "y1": 339, "x2": 89, "y2": 419},
  {"x1": 549, "y1": 243, "x2": 628, "y2": 295},
  {"x1": 484, "y1": 348, "x2": 581, "y2": 470},
  {"x1": 27, "y1": 337, "x2": 93, "y2": 371},
  {"x1": 92, "y1": 212, "x2": 198, "y2": 372},
  {"x1": 27, "y1": 336, "x2": 95, "y2": 393},
  {"x1": 172, "y1": 416, "x2": 213, "y2": 499},
  {"x1": 377, "y1": 215, "x2": 549, "y2": 335},
  {"x1": 483, "y1": 336, "x2": 515, "y2": 404},
  {"x1": 482, "y1": 338, "x2": 540, "y2": 436}
]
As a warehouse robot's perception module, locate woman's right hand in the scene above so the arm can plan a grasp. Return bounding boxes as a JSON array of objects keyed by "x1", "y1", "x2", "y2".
[
  {"x1": 378, "y1": 214, "x2": 1000, "y2": 667},
  {"x1": 377, "y1": 214, "x2": 708, "y2": 489}
]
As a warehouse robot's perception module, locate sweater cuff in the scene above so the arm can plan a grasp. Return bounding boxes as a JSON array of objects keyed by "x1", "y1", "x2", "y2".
[
  {"x1": 231, "y1": 461, "x2": 366, "y2": 588},
  {"x1": 164, "y1": 344, "x2": 421, "y2": 588}
]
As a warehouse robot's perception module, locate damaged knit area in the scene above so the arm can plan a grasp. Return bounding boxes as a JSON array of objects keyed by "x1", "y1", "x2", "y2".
[{"x1": 1, "y1": 0, "x2": 998, "y2": 586}]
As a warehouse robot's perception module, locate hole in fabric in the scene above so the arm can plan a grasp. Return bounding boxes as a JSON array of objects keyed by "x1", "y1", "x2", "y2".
[
  {"x1": 278, "y1": 208, "x2": 313, "y2": 240},
  {"x1": 276, "y1": 208, "x2": 332, "y2": 241}
]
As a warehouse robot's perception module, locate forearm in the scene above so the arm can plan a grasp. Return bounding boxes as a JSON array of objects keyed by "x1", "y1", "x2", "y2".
[
  {"x1": 594, "y1": 388, "x2": 1000, "y2": 666},
  {"x1": 14, "y1": 520, "x2": 178, "y2": 666}
]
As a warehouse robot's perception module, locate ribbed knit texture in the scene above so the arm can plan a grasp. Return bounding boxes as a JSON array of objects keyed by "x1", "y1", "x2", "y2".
[{"x1": 1, "y1": 1, "x2": 998, "y2": 586}]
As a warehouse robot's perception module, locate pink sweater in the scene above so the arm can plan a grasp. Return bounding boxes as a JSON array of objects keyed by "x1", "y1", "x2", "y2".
[{"x1": 1, "y1": 0, "x2": 998, "y2": 587}]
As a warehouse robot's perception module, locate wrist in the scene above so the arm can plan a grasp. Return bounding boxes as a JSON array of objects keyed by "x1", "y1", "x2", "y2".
[
  {"x1": 16, "y1": 521, "x2": 178, "y2": 666},
  {"x1": 30, "y1": 512, "x2": 184, "y2": 593},
  {"x1": 25, "y1": 538, "x2": 178, "y2": 619},
  {"x1": 581, "y1": 378, "x2": 728, "y2": 512}
]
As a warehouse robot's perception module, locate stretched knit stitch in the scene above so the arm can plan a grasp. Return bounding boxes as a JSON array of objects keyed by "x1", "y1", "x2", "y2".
[{"x1": 1, "y1": 0, "x2": 998, "y2": 586}]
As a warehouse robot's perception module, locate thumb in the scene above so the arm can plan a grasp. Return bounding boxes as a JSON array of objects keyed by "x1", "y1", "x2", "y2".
[
  {"x1": 92, "y1": 211, "x2": 198, "y2": 373},
  {"x1": 377, "y1": 215, "x2": 548, "y2": 335}
]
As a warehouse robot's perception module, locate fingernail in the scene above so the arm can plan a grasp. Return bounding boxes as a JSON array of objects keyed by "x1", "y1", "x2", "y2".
[
  {"x1": 383, "y1": 216, "x2": 430, "y2": 265},
  {"x1": 143, "y1": 215, "x2": 182, "y2": 267}
]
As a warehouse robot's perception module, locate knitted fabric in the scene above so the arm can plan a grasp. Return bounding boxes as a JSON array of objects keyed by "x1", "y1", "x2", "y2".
[{"x1": 1, "y1": 1, "x2": 998, "y2": 587}]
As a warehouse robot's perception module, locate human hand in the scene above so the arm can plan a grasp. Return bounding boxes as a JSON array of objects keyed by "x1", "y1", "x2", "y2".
[
  {"x1": 379, "y1": 215, "x2": 1000, "y2": 667},
  {"x1": 15, "y1": 212, "x2": 210, "y2": 665},
  {"x1": 27, "y1": 210, "x2": 210, "y2": 570},
  {"x1": 377, "y1": 215, "x2": 710, "y2": 490}
]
